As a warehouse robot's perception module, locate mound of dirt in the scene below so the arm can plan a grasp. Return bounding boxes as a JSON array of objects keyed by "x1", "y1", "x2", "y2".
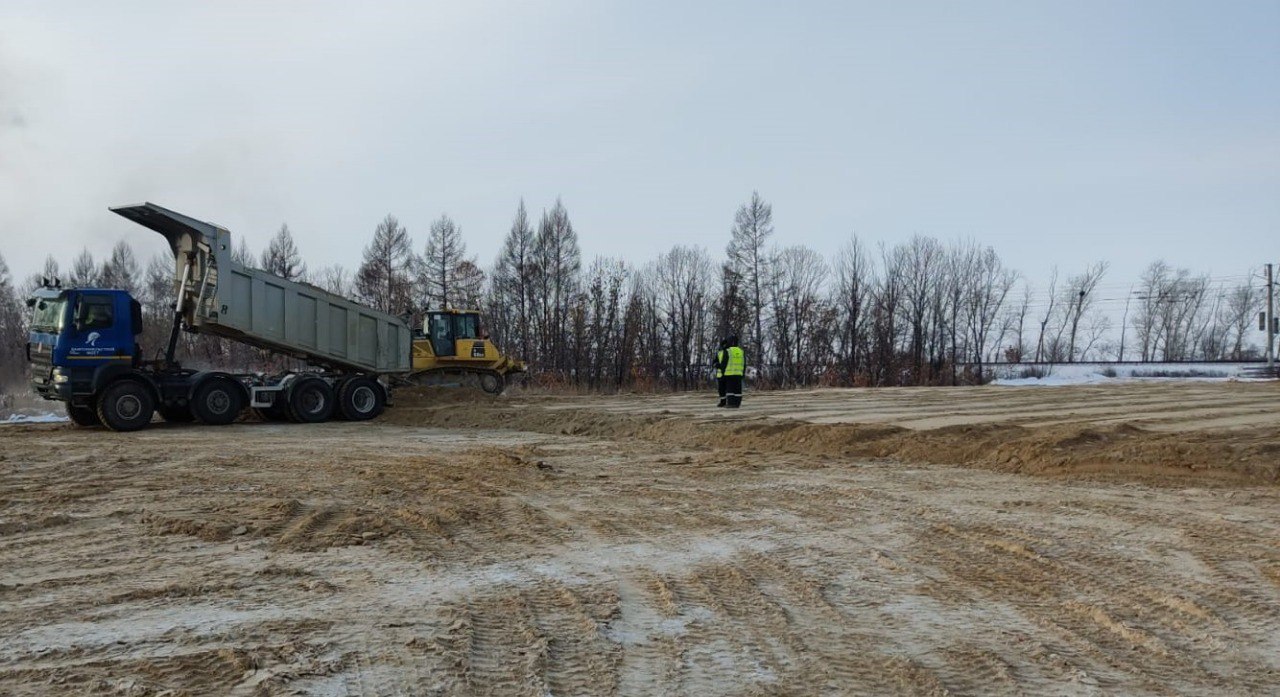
[
  {"x1": 385, "y1": 399, "x2": 1280, "y2": 485},
  {"x1": 393, "y1": 386, "x2": 507, "y2": 407}
]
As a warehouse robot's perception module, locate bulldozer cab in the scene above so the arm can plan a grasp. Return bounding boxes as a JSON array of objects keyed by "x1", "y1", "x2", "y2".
[
  {"x1": 425, "y1": 310, "x2": 481, "y2": 358},
  {"x1": 409, "y1": 309, "x2": 526, "y2": 392}
]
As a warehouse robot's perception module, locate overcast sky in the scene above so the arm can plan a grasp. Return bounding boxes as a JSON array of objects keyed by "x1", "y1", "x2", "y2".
[{"x1": 1, "y1": 1, "x2": 1277, "y2": 297}]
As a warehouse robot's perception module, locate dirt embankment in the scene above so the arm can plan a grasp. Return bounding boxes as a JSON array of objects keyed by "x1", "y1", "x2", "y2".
[{"x1": 389, "y1": 386, "x2": 1280, "y2": 484}]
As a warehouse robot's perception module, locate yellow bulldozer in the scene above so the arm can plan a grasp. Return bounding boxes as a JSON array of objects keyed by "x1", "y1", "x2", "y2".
[{"x1": 407, "y1": 309, "x2": 526, "y2": 394}]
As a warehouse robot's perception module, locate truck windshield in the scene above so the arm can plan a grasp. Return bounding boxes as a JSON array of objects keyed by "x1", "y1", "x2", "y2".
[{"x1": 30, "y1": 297, "x2": 67, "y2": 333}]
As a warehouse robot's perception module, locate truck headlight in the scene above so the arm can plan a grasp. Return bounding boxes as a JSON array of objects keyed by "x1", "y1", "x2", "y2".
[{"x1": 52, "y1": 368, "x2": 70, "y2": 384}]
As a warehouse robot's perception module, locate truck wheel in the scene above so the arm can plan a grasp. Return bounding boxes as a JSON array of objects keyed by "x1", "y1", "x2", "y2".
[
  {"x1": 158, "y1": 405, "x2": 195, "y2": 423},
  {"x1": 287, "y1": 378, "x2": 334, "y2": 423},
  {"x1": 192, "y1": 378, "x2": 244, "y2": 426},
  {"x1": 95, "y1": 380, "x2": 155, "y2": 432},
  {"x1": 66, "y1": 403, "x2": 101, "y2": 427},
  {"x1": 337, "y1": 377, "x2": 385, "y2": 421}
]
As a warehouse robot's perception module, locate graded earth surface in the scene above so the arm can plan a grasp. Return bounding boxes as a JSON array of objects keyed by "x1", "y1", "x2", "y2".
[{"x1": 1, "y1": 382, "x2": 1278, "y2": 695}]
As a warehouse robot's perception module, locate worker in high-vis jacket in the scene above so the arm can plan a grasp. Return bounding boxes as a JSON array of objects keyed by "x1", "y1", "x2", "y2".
[
  {"x1": 716, "y1": 335, "x2": 745, "y2": 408},
  {"x1": 711, "y1": 337, "x2": 732, "y2": 404}
]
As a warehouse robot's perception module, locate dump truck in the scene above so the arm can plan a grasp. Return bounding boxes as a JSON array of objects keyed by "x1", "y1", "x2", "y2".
[{"x1": 26, "y1": 202, "x2": 525, "y2": 431}]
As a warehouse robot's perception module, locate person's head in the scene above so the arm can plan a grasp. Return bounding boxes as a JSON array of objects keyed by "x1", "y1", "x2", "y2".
[
  {"x1": 87, "y1": 305, "x2": 110, "y2": 327},
  {"x1": 726, "y1": 334, "x2": 739, "y2": 346}
]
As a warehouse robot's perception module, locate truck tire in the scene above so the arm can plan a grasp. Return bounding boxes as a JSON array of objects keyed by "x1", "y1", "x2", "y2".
[
  {"x1": 95, "y1": 379, "x2": 155, "y2": 432},
  {"x1": 337, "y1": 377, "x2": 385, "y2": 421},
  {"x1": 287, "y1": 378, "x2": 334, "y2": 423},
  {"x1": 66, "y1": 403, "x2": 101, "y2": 427},
  {"x1": 158, "y1": 405, "x2": 195, "y2": 423},
  {"x1": 192, "y1": 378, "x2": 244, "y2": 426}
]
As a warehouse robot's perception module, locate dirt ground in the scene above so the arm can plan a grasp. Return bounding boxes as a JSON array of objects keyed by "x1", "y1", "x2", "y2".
[{"x1": 1, "y1": 382, "x2": 1278, "y2": 695}]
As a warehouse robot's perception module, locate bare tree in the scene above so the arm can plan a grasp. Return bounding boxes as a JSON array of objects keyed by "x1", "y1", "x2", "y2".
[
  {"x1": 714, "y1": 263, "x2": 750, "y2": 346},
  {"x1": 1160, "y1": 271, "x2": 1210, "y2": 361},
  {"x1": 898, "y1": 235, "x2": 944, "y2": 381},
  {"x1": 137, "y1": 253, "x2": 175, "y2": 360},
  {"x1": 0, "y1": 253, "x2": 24, "y2": 386},
  {"x1": 419, "y1": 214, "x2": 469, "y2": 310},
  {"x1": 452, "y1": 260, "x2": 486, "y2": 311},
  {"x1": 1133, "y1": 261, "x2": 1170, "y2": 361},
  {"x1": 38, "y1": 255, "x2": 60, "y2": 286},
  {"x1": 68, "y1": 248, "x2": 98, "y2": 288},
  {"x1": 232, "y1": 238, "x2": 255, "y2": 268},
  {"x1": 315, "y1": 264, "x2": 353, "y2": 297},
  {"x1": 965, "y1": 246, "x2": 1017, "y2": 381},
  {"x1": 999, "y1": 282, "x2": 1032, "y2": 362},
  {"x1": 1117, "y1": 284, "x2": 1135, "y2": 361},
  {"x1": 727, "y1": 191, "x2": 774, "y2": 363},
  {"x1": 260, "y1": 223, "x2": 306, "y2": 281},
  {"x1": 1034, "y1": 267, "x2": 1059, "y2": 363},
  {"x1": 834, "y1": 235, "x2": 874, "y2": 381},
  {"x1": 771, "y1": 246, "x2": 829, "y2": 386},
  {"x1": 869, "y1": 243, "x2": 906, "y2": 386},
  {"x1": 1131, "y1": 261, "x2": 1223, "y2": 361},
  {"x1": 491, "y1": 200, "x2": 537, "y2": 359},
  {"x1": 356, "y1": 214, "x2": 414, "y2": 315},
  {"x1": 1224, "y1": 281, "x2": 1262, "y2": 359},
  {"x1": 649, "y1": 246, "x2": 714, "y2": 390},
  {"x1": 581, "y1": 257, "x2": 630, "y2": 389},
  {"x1": 1064, "y1": 261, "x2": 1109, "y2": 362},
  {"x1": 534, "y1": 199, "x2": 581, "y2": 370},
  {"x1": 99, "y1": 240, "x2": 139, "y2": 295}
]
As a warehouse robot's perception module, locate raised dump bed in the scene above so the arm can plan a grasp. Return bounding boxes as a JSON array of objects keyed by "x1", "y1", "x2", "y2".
[{"x1": 111, "y1": 202, "x2": 412, "y2": 374}]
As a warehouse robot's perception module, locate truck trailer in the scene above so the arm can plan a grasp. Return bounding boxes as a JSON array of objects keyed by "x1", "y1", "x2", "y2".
[{"x1": 27, "y1": 203, "x2": 416, "y2": 431}]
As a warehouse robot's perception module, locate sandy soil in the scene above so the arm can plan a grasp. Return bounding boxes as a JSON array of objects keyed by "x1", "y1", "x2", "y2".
[{"x1": 1, "y1": 382, "x2": 1278, "y2": 695}]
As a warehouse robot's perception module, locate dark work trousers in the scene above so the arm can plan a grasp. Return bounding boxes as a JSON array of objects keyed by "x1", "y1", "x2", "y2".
[
  {"x1": 724, "y1": 375, "x2": 743, "y2": 408},
  {"x1": 716, "y1": 377, "x2": 727, "y2": 407}
]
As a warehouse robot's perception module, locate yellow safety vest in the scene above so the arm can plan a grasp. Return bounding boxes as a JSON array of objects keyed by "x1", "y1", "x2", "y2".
[
  {"x1": 715, "y1": 350, "x2": 725, "y2": 378},
  {"x1": 724, "y1": 346, "x2": 745, "y2": 377}
]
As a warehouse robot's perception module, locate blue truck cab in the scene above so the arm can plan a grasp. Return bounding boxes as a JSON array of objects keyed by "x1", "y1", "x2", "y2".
[
  {"x1": 27, "y1": 278, "x2": 260, "y2": 431},
  {"x1": 27, "y1": 281, "x2": 247, "y2": 431},
  {"x1": 28, "y1": 285, "x2": 143, "y2": 419}
]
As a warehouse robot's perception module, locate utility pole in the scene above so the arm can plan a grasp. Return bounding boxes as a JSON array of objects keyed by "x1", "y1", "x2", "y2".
[{"x1": 1268, "y1": 263, "x2": 1275, "y2": 371}]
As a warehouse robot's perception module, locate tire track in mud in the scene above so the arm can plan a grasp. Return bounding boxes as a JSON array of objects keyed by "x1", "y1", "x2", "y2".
[
  {"x1": 523, "y1": 580, "x2": 622, "y2": 695},
  {"x1": 907, "y1": 519, "x2": 1270, "y2": 694},
  {"x1": 735, "y1": 549, "x2": 907, "y2": 692},
  {"x1": 275, "y1": 505, "x2": 342, "y2": 550},
  {"x1": 985, "y1": 500, "x2": 1280, "y2": 681},
  {"x1": 463, "y1": 593, "x2": 551, "y2": 696},
  {"x1": 336, "y1": 631, "x2": 435, "y2": 697},
  {"x1": 0, "y1": 644, "x2": 297, "y2": 697},
  {"x1": 614, "y1": 571, "x2": 683, "y2": 695}
]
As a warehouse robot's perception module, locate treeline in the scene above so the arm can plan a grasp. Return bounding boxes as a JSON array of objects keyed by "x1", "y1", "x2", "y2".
[{"x1": 0, "y1": 192, "x2": 1269, "y2": 391}]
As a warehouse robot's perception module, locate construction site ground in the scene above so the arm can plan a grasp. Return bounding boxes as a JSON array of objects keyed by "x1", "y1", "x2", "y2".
[{"x1": 1, "y1": 381, "x2": 1278, "y2": 695}]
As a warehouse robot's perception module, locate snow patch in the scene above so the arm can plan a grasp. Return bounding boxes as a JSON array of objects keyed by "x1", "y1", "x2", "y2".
[
  {"x1": 990, "y1": 362, "x2": 1265, "y2": 386},
  {"x1": 2, "y1": 412, "x2": 68, "y2": 424}
]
